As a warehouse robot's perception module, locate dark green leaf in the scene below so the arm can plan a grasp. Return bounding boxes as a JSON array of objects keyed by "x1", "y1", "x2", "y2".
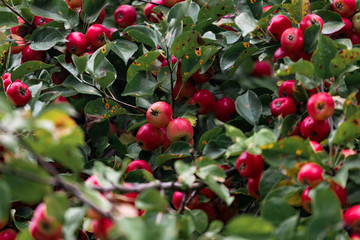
[
  {"x1": 11, "y1": 61, "x2": 53, "y2": 81},
  {"x1": 303, "y1": 24, "x2": 320, "y2": 54},
  {"x1": 30, "y1": 27, "x2": 66, "y2": 51},
  {"x1": 127, "y1": 51, "x2": 160, "y2": 82},
  {"x1": 277, "y1": 60, "x2": 314, "y2": 79},
  {"x1": 259, "y1": 167, "x2": 283, "y2": 198},
  {"x1": 80, "y1": 0, "x2": 106, "y2": 24},
  {"x1": 125, "y1": 25, "x2": 159, "y2": 48},
  {"x1": 197, "y1": 0, "x2": 235, "y2": 23},
  {"x1": 330, "y1": 48, "x2": 360, "y2": 76},
  {"x1": 0, "y1": 12, "x2": 19, "y2": 28},
  {"x1": 246, "y1": 0, "x2": 263, "y2": 20},
  {"x1": 72, "y1": 54, "x2": 88, "y2": 74},
  {"x1": 112, "y1": 39, "x2": 138, "y2": 64},
  {"x1": 311, "y1": 35, "x2": 337, "y2": 79},
  {"x1": 0, "y1": 181, "x2": 10, "y2": 221},
  {"x1": 333, "y1": 111, "x2": 360, "y2": 146},
  {"x1": 123, "y1": 71, "x2": 160, "y2": 98},
  {"x1": 235, "y1": 90, "x2": 262, "y2": 126},
  {"x1": 220, "y1": 42, "x2": 247, "y2": 71},
  {"x1": 185, "y1": 209, "x2": 208, "y2": 233},
  {"x1": 45, "y1": 192, "x2": 69, "y2": 223},
  {"x1": 225, "y1": 215, "x2": 274, "y2": 239},
  {"x1": 316, "y1": 10, "x2": 344, "y2": 35},
  {"x1": 170, "y1": 30, "x2": 203, "y2": 59},
  {"x1": 198, "y1": 127, "x2": 223, "y2": 153},
  {"x1": 136, "y1": 189, "x2": 168, "y2": 212},
  {"x1": 156, "y1": 142, "x2": 192, "y2": 166}
]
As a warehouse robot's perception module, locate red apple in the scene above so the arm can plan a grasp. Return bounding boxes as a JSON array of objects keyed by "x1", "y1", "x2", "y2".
[
  {"x1": 144, "y1": 0, "x2": 165, "y2": 23},
  {"x1": 160, "y1": 127, "x2": 171, "y2": 152},
  {"x1": 297, "y1": 162, "x2": 324, "y2": 187},
  {"x1": 270, "y1": 97, "x2": 297, "y2": 118},
  {"x1": 7, "y1": 34, "x2": 25, "y2": 54},
  {"x1": 6, "y1": 82, "x2": 31, "y2": 107},
  {"x1": 267, "y1": 15, "x2": 293, "y2": 41},
  {"x1": 273, "y1": 46, "x2": 292, "y2": 62},
  {"x1": 332, "y1": 0, "x2": 356, "y2": 18},
  {"x1": 21, "y1": 45, "x2": 46, "y2": 63},
  {"x1": 163, "y1": 0, "x2": 184, "y2": 8},
  {"x1": 33, "y1": 16, "x2": 53, "y2": 27},
  {"x1": 301, "y1": 186, "x2": 312, "y2": 213},
  {"x1": 92, "y1": 217, "x2": 114, "y2": 240},
  {"x1": 278, "y1": 80, "x2": 295, "y2": 101},
  {"x1": 172, "y1": 191, "x2": 199, "y2": 210},
  {"x1": 125, "y1": 159, "x2": 153, "y2": 175},
  {"x1": 300, "y1": 116, "x2": 330, "y2": 142},
  {"x1": 307, "y1": 92, "x2": 334, "y2": 121},
  {"x1": 332, "y1": 17, "x2": 353, "y2": 38},
  {"x1": 262, "y1": 5, "x2": 273, "y2": 13},
  {"x1": 66, "y1": 32, "x2": 88, "y2": 56},
  {"x1": 54, "y1": 96, "x2": 69, "y2": 104},
  {"x1": 0, "y1": 229, "x2": 17, "y2": 240},
  {"x1": 191, "y1": 65, "x2": 214, "y2": 84},
  {"x1": 300, "y1": 14, "x2": 324, "y2": 33},
  {"x1": 344, "y1": 205, "x2": 360, "y2": 234},
  {"x1": 114, "y1": 5, "x2": 137, "y2": 28},
  {"x1": 146, "y1": 101, "x2": 173, "y2": 128},
  {"x1": 214, "y1": 97, "x2": 236, "y2": 123},
  {"x1": 281, "y1": 28, "x2": 304, "y2": 53},
  {"x1": 199, "y1": 188, "x2": 217, "y2": 199},
  {"x1": 86, "y1": 24, "x2": 108, "y2": 51},
  {"x1": 93, "y1": 9, "x2": 106, "y2": 25},
  {"x1": 136, "y1": 123, "x2": 164, "y2": 151},
  {"x1": 29, "y1": 203, "x2": 62, "y2": 240},
  {"x1": 173, "y1": 78, "x2": 197, "y2": 103},
  {"x1": 195, "y1": 202, "x2": 217, "y2": 221},
  {"x1": 248, "y1": 172, "x2": 262, "y2": 199},
  {"x1": 166, "y1": 118, "x2": 194, "y2": 143},
  {"x1": 189, "y1": 89, "x2": 215, "y2": 115},
  {"x1": 251, "y1": 60, "x2": 273, "y2": 77},
  {"x1": 236, "y1": 151, "x2": 264, "y2": 178},
  {"x1": 65, "y1": 0, "x2": 82, "y2": 9},
  {"x1": 350, "y1": 31, "x2": 360, "y2": 45},
  {"x1": 329, "y1": 180, "x2": 347, "y2": 206},
  {"x1": 106, "y1": 27, "x2": 118, "y2": 41},
  {"x1": 310, "y1": 141, "x2": 324, "y2": 152},
  {"x1": 3, "y1": 78, "x2": 20, "y2": 92}
]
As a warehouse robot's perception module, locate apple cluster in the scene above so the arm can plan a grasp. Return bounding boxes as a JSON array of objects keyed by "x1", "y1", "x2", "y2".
[{"x1": 2, "y1": 73, "x2": 31, "y2": 107}]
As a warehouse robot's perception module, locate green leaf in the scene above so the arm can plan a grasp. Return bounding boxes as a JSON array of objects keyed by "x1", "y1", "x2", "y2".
[
  {"x1": 246, "y1": 0, "x2": 263, "y2": 20},
  {"x1": 167, "y1": 0, "x2": 191, "y2": 30},
  {"x1": 224, "y1": 124, "x2": 246, "y2": 143},
  {"x1": 303, "y1": 23, "x2": 320, "y2": 54},
  {"x1": 197, "y1": 0, "x2": 235, "y2": 23},
  {"x1": 125, "y1": 25, "x2": 159, "y2": 48},
  {"x1": 112, "y1": 39, "x2": 138, "y2": 64},
  {"x1": 283, "y1": 0, "x2": 311, "y2": 25},
  {"x1": 332, "y1": 111, "x2": 360, "y2": 146},
  {"x1": 45, "y1": 192, "x2": 69, "y2": 223},
  {"x1": 185, "y1": 209, "x2": 208, "y2": 233},
  {"x1": 0, "y1": 43, "x2": 9, "y2": 87},
  {"x1": 72, "y1": 54, "x2": 88, "y2": 74},
  {"x1": 311, "y1": 35, "x2": 337, "y2": 79},
  {"x1": 63, "y1": 207, "x2": 87, "y2": 240},
  {"x1": 0, "y1": 12, "x2": 19, "y2": 28},
  {"x1": 180, "y1": 45, "x2": 219, "y2": 81},
  {"x1": 330, "y1": 48, "x2": 360, "y2": 76},
  {"x1": 11, "y1": 61, "x2": 53, "y2": 81},
  {"x1": 245, "y1": 128, "x2": 276, "y2": 154},
  {"x1": 198, "y1": 127, "x2": 223, "y2": 153},
  {"x1": 262, "y1": 136, "x2": 313, "y2": 169},
  {"x1": 93, "y1": 58, "x2": 116, "y2": 89},
  {"x1": 225, "y1": 215, "x2": 274, "y2": 239},
  {"x1": 235, "y1": 90, "x2": 262, "y2": 126},
  {"x1": 0, "y1": 181, "x2": 10, "y2": 222},
  {"x1": 30, "y1": 0, "x2": 79, "y2": 27},
  {"x1": 170, "y1": 30, "x2": 203, "y2": 59},
  {"x1": 62, "y1": 75, "x2": 102, "y2": 96},
  {"x1": 127, "y1": 51, "x2": 160, "y2": 82},
  {"x1": 220, "y1": 42, "x2": 247, "y2": 71},
  {"x1": 123, "y1": 71, "x2": 160, "y2": 98},
  {"x1": 84, "y1": 98, "x2": 127, "y2": 127},
  {"x1": 30, "y1": 27, "x2": 66, "y2": 51},
  {"x1": 234, "y1": 12, "x2": 257, "y2": 36},
  {"x1": 227, "y1": 46, "x2": 259, "y2": 78},
  {"x1": 156, "y1": 142, "x2": 192, "y2": 166},
  {"x1": 259, "y1": 167, "x2": 283, "y2": 198},
  {"x1": 136, "y1": 189, "x2": 169, "y2": 212},
  {"x1": 175, "y1": 161, "x2": 196, "y2": 187},
  {"x1": 277, "y1": 60, "x2": 314, "y2": 79},
  {"x1": 80, "y1": 0, "x2": 106, "y2": 24},
  {"x1": 92, "y1": 161, "x2": 122, "y2": 187},
  {"x1": 2, "y1": 159, "x2": 51, "y2": 204},
  {"x1": 205, "y1": 176, "x2": 234, "y2": 205},
  {"x1": 315, "y1": 10, "x2": 344, "y2": 35}
]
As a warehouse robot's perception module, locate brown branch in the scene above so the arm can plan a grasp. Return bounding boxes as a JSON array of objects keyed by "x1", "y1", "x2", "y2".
[
  {"x1": 136, "y1": 0, "x2": 164, "y2": 6},
  {"x1": 81, "y1": 80, "x2": 146, "y2": 114},
  {"x1": 1, "y1": 0, "x2": 35, "y2": 29}
]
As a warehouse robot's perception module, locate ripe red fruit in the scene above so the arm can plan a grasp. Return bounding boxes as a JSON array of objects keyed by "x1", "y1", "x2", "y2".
[
  {"x1": 350, "y1": 31, "x2": 360, "y2": 45},
  {"x1": 191, "y1": 65, "x2": 214, "y2": 84},
  {"x1": 281, "y1": 28, "x2": 304, "y2": 53},
  {"x1": 146, "y1": 101, "x2": 173, "y2": 128},
  {"x1": 273, "y1": 46, "x2": 291, "y2": 62},
  {"x1": 189, "y1": 89, "x2": 216, "y2": 115},
  {"x1": 199, "y1": 188, "x2": 217, "y2": 199},
  {"x1": 21, "y1": 45, "x2": 46, "y2": 63},
  {"x1": 6, "y1": 82, "x2": 31, "y2": 107},
  {"x1": 297, "y1": 162, "x2": 324, "y2": 187},
  {"x1": 251, "y1": 60, "x2": 273, "y2": 77},
  {"x1": 332, "y1": 0, "x2": 356, "y2": 18},
  {"x1": 86, "y1": 24, "x2": 108, "y2": 51},
  {"x1": 136, "y1": 123, "x2": 164, "y2": 151},
  {"x1": 307, "y1": 92, "x2": 334, "y2": 121},
  {"x1": 3, "y1": 77, "x2": 20, "y2": 92},
  {"x1": 7, "y1": 34, "x2": 25, "y2": 54},
  {"x1": 160, "y1": 127, "x2": 171, "y2": 152},
  {"x1": 66, "y1": 32, "x2": 88, "y2": 56},
  {"x1": 92, "y1": 217, "x2": 114, "y2": 240},
  {"x1": 51, "y1": 65, "x2": 70, "y2": 85},
  {"x1": 106, "y1": 28, "x2": 118, "y2": 41},
  {"x1": 0, "y1": 229, "x2": 17, "y2": 240},
  {"x1": 270, "y1": 97, "x2": 297, "y2": 118},
  {"x1": 10, "y1": 17, "x2": 25, "y2": 35},
  {"x1": 29, "y1": 203, "x2": 62, "y2": 240},
  {"x1": 144, "y1": 0, "x2": 165, "y2": 23},
  {"x1": 299, "y1": 14, "x2": 324, "y2": 33},
  {"x1": 344, "y1": 205, "x2": 360, "y2": 234},
  {"x1": 114, "y1": 5, "x2": 137, "y2": 28},
  {"x1": 196, "y1": 202, "x2": 217, "y2": 221},
  {"x1": 125, "y1": 159, "x2": 153, "y2": 175},
  {"x1": 310, "y1": 141, "x2": 323, "y2": 152},
  {"x1": 214, "y1": 97, "x2": 236, "y2": 123},
  {"x1": 65, "y1": 0, "x2": 82, "y2": 9},
  {"x1": 93, "y1": 9, "x2": 106, "y2": 25},
  {"x1": 329, "y1": 180, "x2": 347, "y2": 206},
  {"x1": 236, "y1": 151, "x2": 264, "y2": 178},
  {"x1": 172, "y1": 191, "x2": 199, "y2": 210},
  {"x1": 166, "y1": 118, "x2": 194, "y2": 143},
  {"x1": 173, "y1": 78, "x2": 197, "y2": 103},
  {"x1": 262, "y1": 5, "x2": 272, "y2": 13},
  {"x1": 332, "y1": 17, "x2": 353, "y2": 38},
  {"x1": 267, "y1": 15, "x2": 293, "y2": 41},
  {"x1": 300, "y1": 116, "x2": 330, "y2": 142},
  {"x1": 163, "y1": 0, "x2": 184, "y2": 8},
  {"x1": 279, "y1": 80, "x2": 295, "y2": 101},
  {"x1": 301, "y1": 186, "x2": 312, "y2": 213},
  {"x1": 33, "y1": 16, "x2": 53, "y2": 27},
  {"x1": 248, "y1": 172, "x2": 262, "y2": 199}
]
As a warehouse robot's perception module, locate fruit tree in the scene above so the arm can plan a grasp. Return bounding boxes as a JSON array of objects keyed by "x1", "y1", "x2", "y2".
[{"x1": 2, "y1": 0, "x2": 360, "y2": 239}]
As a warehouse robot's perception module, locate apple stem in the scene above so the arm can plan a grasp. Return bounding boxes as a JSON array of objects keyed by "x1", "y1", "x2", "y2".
[{"x1": 1, "y1": 0, "x2": 35, "y2": 29}]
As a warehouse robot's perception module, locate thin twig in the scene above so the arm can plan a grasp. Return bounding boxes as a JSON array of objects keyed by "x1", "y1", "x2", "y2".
[
  {"x1": 1, "y1": 0, "x2": 34, "y2": 29},
  {"x1": 177, "y1": 192, "x2": 188, "y2": 213}
]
